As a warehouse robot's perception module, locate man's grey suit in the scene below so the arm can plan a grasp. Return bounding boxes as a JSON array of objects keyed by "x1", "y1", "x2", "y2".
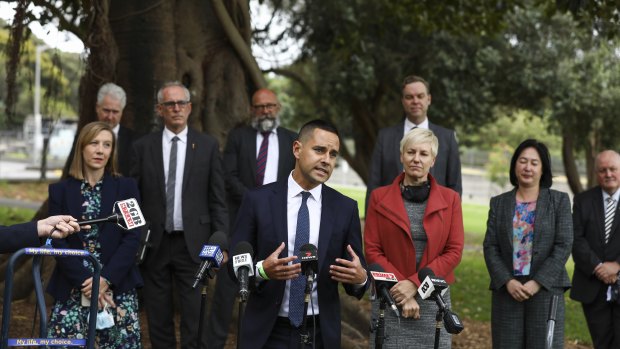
[
  {"x1": 366, "y1": 120, "x2": 462, "y2": 205},
  {"x1": 130, "y1": 127, "x2": 228, "y2": 349},
  {"x1": 571, "y1": 186, "x2": 620, "y2": 349},
  {"x1": 206, "y1": 125, "x2": 297, "y2": 348},
  {"x1": 483, "y1": 188, "x2": 573, "y2": 349}
]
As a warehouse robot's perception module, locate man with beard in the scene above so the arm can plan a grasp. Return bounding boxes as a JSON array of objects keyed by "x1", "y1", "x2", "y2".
[{"x1": 206, "y1": 88, "x2": 297, "y2": 348}]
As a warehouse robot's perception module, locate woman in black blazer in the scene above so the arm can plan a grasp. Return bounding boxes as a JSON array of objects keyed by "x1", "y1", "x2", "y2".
[
  {"x1": 46, "y1": 121, "x2": 142, "y2": 347},
  {"x1": 483, "y1": 139, "x2": 573, "y2": 349}
]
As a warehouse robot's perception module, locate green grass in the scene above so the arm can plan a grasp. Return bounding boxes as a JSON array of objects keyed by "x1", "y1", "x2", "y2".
[{"x1": 0, "y1": 207, "x2": 36, "y2": 226}]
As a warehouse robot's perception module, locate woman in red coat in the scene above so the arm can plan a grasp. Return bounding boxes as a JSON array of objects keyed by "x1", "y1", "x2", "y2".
[{"x1": 364, "y1": 127, "x2": 464, "y2": 348}]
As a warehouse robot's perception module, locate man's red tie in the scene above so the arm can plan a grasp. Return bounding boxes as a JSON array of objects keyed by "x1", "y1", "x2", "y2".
[{"x1": 255, "y1": 132, "x2": 271, "y2": 185}]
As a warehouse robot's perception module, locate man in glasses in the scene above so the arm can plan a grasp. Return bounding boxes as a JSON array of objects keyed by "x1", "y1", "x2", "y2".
[
  {"x1": 130, "y1": 81, "x2": 228, "y2": 349},
  {"x1": 206, "y1": 88, "x2": 297, "y2": 349}
]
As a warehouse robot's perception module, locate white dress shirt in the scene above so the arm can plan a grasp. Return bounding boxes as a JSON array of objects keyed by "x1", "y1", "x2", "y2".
[
  {"x1": 162, "y1": 126, "x2": 188, "y2": 231},
  {"x1": 277, "y1": 172, "x2": 322, "y2": 317},
  {"x1": 255, "y1": 128, "x2": 280, "y2": 185},
  {"x1": 403, "y1": 117, "x2": 429, "y2": 136}
]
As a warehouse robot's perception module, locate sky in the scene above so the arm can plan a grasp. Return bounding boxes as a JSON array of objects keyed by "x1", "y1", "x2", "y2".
[
  {"x1": 0, "y1": 2, "x2": 299, "y2": 69},
  {"x1": 0, "y1": 2, "x2": 84, "y2": 53}
]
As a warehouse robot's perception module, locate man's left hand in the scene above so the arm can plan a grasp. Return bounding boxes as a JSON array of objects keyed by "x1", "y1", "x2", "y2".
[{"x1": 329, "y1": 244, "x2": 366, "y2": 285}]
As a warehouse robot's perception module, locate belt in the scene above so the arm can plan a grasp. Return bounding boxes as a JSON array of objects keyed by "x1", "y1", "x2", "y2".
[
  {"x1": 513, "y1": 275, "x2": 531, "y2": 283},
  {"x1": 166, "y1": 230, "x2": 184, "y2": 235},
  {"x1": 276, "y1": 315, "x2": 320, "y2": 328}
]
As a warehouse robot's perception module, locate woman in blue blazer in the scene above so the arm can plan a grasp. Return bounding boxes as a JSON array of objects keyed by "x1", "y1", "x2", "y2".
[{"x1": 46, "y1": 121, "x2": 142, "y2": 347}]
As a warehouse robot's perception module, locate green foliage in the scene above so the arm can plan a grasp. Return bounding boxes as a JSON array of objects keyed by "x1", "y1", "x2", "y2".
[
  {"x1": 0, "y1": 207, "x2": 35, "y2": 226},
  {"x1": 0, "y1": 20, "x2": 81, "y2": 127},
  {"x1": 486, "y1": 143, "x2": 513, "y2": 189}
]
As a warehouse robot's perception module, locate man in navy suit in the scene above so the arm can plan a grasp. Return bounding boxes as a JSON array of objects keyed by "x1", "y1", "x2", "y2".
[
  {"x1": 206, "y1": 88, "x2": 297, "y2": 348},
  {"x1": 130, "y1": 81, "x2": 228, "y2": 349},
  {"x1": 0, "y1": 215, "x2": 80, "y2": 254},
  {"x1": 366, "y1": 75, "x2": 462, "y2": 205},
  {"x1": 231, "y1": 119, "x2": 368, "y2": 349},
  {"x1": 571, "y1": 150, "x2": 620, "y2": 348}
]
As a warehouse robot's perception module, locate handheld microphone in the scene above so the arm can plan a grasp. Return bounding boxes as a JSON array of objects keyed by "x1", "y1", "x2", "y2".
[
  {"x1": 77, "y1": 198, "x2": 146, "y2": 230},
  {"x1": 299, "y1": 244, "x2": 318, "y2": 293},
  {"x1": 232, "y1": 241, "x2": 254, "y2": 302},
  {"x1": 418, "y1": 267, "x2": 464, "y2": 334},
  {"x1": 192, "y1": 231, "x2": 227, "y2": 288},
  {"x1": 368, "y1": 264, "x2": 400, "y2": 318}
]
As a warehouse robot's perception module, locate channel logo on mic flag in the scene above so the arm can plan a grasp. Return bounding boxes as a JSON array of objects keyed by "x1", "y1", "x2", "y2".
[
  {"x1": 369, "y1": 271, "x2": 398, "y2": 282},
  {"x1": 116, "y1": 198, "x2": 146, "y2": 229}
]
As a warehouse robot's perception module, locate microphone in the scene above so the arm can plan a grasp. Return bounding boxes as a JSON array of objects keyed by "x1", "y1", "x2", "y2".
[
  {"x1": 418, "y1": 267, "x2": 464, "y2": 334},
  {"x1": 232, "y1": 241, "x2": 254, "y2": 302},
  {"x1": 78, "y1": 198, "x2": 146, "y2": 230},
  {"x1": 192, "y1": 231, "x2": 227, "y2": 288},
  {"x1": 299, "y1": 244, "x2": 318, "y2": 293},
  {"x1": 368, "y1": 264, "x2": 400, "y2": 318},
  {"x1": 546, "y1": 294, "x2": 560, "y2": 349}
]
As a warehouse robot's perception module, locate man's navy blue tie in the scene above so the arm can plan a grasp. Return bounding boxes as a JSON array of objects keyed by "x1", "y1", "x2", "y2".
[
  {"x1": 255, "y1": 132, "x2": 271, "y2": 185},
  {"x1": 289, "y1": 191, "x2": 311, "y2": 327}
]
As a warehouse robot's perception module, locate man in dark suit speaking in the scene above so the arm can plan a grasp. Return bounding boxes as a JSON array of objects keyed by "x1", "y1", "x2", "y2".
[
  {"x1": 366, "y1": 75, "x2": 462, "y2": 205},
  {"x1": 571, "y1": 150, "x2": 620, "y2": 348},
  {"x1": 231, "y1": 119, "x2": 368, "y2": 348},
  {"x1": 206, "y1": 88, "x2": 297, "y2": 348},
  {"x1": 130, "y1": 81, "x2": 228, "y2": 349}
]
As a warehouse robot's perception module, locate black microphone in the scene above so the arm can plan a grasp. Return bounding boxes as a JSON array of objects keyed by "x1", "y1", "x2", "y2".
[
  {"x1": 192, "y1": 231, "x2": 227, "y2": 289},
  {"x1": 418, "y1": 267, "x2": 464, "y2": 334},
  {"x1": 299, "y1": 244, "x2": 318, "y2": 293},
  {"x1": 368, "y1": 264, "x2": 400, "y2": 318},
  {"x1": 232, "y1": 241, "x2": 254, "y2": 302},
  {"x1": 546, "y1": 294, "x2": 560, "y2": 348}
]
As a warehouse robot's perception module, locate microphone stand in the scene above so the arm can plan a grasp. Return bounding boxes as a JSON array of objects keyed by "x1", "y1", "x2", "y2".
[
  {"x1": 433, "y1": 306, "x2": 444, "y2": 349},
  {"x1": 237, "y1": 297, "x2": 246, "y2": 349},
  {"x1": 374, "y1": 298, "x2": 387, "y2": 349},
  {"x1": 196, "y1": 273, "x2": 211, "y2": 349},
  {"x1": 545, "y1": 294, "x2": 560, "y2": 349},
  {"x1": 299, "y1": 272, "x2": 314, "y2": 349}
]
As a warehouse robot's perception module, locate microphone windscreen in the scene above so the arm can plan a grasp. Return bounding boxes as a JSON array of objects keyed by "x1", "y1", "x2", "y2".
[
  {"x1": 418, "y1": 267, "x2": 435, "y2": 281},
  {"x1": 208, "y1": 231, "x2": 228, "y2": 249},
  {"x1": 232, "y1": 241, "x2": 254, "y2": 258},
  {"x1": 299, "y1": 243, "x2": 317, "y2": 254},
  {"x1": 368, "y1": 263, "x2": 385, "y2": 273}
]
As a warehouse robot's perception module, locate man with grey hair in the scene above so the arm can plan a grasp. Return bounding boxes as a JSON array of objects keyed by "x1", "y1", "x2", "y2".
[
  {"x1": 130, "y1": 81, "x2": 228, "y2": 349},
  {"x1": 572, "y1": 150, "x2": 620, "y2": 348},
  {"x1": 95, "y1": 82, "x2": 137, "y2": 175}
]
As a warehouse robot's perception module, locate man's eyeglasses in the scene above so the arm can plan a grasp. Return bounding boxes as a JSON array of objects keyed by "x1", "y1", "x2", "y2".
[
  {"x1": 252, "y1": 103, "x2": 278, "y2": 111},
  {"x1": 160, "y1": 100, "x2": 190, "y2": 110}
]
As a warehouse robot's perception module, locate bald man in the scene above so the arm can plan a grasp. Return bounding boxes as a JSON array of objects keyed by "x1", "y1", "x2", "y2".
[
  {"x1": 206, "y1": 89, "x2": 297, "y2": 348},
  {"x1": 571, "y1": 150, "x2": 620, "y2": 349}
]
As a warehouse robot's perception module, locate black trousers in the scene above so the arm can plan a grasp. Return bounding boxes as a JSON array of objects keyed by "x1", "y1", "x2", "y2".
[
  {"x1": 205, "y1": 262, "x2": 238, "y2": 348},
  {"x1": 263, "y1": 316, "x2": 324, "y2": 349},
  {"x1": 583, "y1": 285, "x2": 620, "y2": 349},
  {"x1": 141, "y1": 232, "x2": 207, "y2": 349}
]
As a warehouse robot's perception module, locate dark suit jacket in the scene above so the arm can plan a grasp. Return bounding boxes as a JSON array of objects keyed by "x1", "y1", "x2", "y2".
[
  {"x1": 571, "y1": 186, "x2": 620, "y2": 304},
  {"x1": 0, "y1": 222, "x2": 39, "y2": 254},
  {"x1": 224, "y1": 125, "x2": 297, "y2": 220},
  {"x1": 231, "y1": 180, "x2": 367, "y2": 349},
  {"x1": 46, "y1": 174, "x2": 143, "y2": 302},
  {"x1": 116, "y1": 125, "x2": 138, "y2": 176},
  {"x1": 367, "y1": 120, "x2": 462, "y2": 204},
  {"x1": 130, "y1": 128, "x2": 228, "y2": 264},
  {"x1": 483, "y1": 188, "x2": 573, "y2": 292}
]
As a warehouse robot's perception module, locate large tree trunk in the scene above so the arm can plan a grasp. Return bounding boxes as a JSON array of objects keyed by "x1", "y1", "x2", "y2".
[{"x1": 561, "y1": 133, "x2": 583, "y2": 194}]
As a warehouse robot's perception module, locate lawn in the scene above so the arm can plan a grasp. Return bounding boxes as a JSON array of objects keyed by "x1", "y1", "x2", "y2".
[
  {"x1": 332, "y1": 184, "x2": 593, "y2": 346},
  {"x1": 0, "y1": 206, "x2": 36, "y2": 226}
]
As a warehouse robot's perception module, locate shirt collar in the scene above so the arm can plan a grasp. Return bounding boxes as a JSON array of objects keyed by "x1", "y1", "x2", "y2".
[
  {"x1": 287, "y1": 171, "x2": 322, "y2": 202},
  {"x1": 404, "y1": 117, "x2": 429, "y2": 131},
  {"x1": 603, "y1": 188, "x2": 620, "y2": 202},
  {"x1": 164, "y1": 126, "x2": 188, "y2": 143}
]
